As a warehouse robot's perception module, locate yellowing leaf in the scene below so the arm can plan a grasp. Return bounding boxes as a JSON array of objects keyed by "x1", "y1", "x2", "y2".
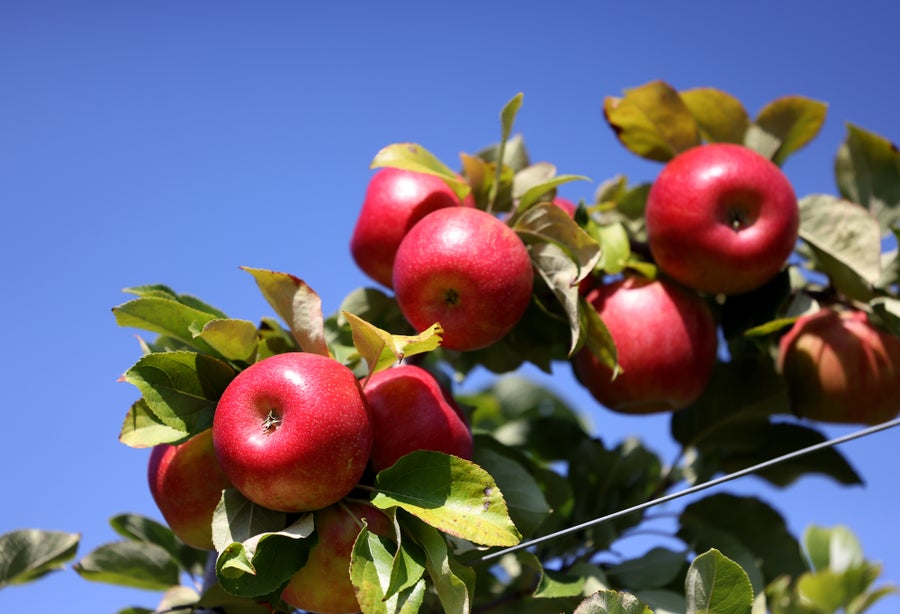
[
  {"x1": 680, "y1": 87, "x2": 750, "y2": 144},
  {"x1": 342, "y1": 310, "x2": 443, "y2": 378},
  {"x1": 371, "y1": 143, "x2": 471, "y2": 202}
]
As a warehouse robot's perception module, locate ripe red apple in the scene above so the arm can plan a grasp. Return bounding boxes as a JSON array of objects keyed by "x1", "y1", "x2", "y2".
[
  {"x1": 363, "y1": 364, "x2": 473, "y2": 473},
  {"x1": 281, "y1": 501, "x2": 392, "y2": 614},
  {"x1": 350, "y1": 167, "x2": 473, "y2": 289},
  {"x1": 212, "y1": 352, "x2": 373, "y2": 513},
  {"x1": 572, "y1": 275, "x2": 718, "y2": 413},
  {"x1": 392, "y1": 207, "x2": 534, "y2": 351},
  {"x1": 777, "y1": 308, "x2": 900, "y2": 425},
  {"x1": 645, "y1": 143, "x2": 799, "y2": 296},
  {"x1": 147, "y1": 428, "x2": 232, "y2": 550}
]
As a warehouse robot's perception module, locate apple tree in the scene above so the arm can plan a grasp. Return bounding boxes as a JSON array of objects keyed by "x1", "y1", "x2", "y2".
[{"x1": 4, "y1": 80, "x2": 900, "y2": 613}]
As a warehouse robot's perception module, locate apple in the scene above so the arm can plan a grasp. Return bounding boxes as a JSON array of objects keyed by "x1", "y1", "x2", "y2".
[
  {"x1": 350, "y1": 167, "x2": 472, "y2": 289},
  {"x1": 552, "y1": 196, "x2": 577, "y2": 217},
  {"x1": 392, "y1": 207, "x2": 534, "y2": 351},
  {"x1": 572, "y1": 275, "x2": 718, "y2": 413},
  {"x1": 281, "y1": 501, "x2": 392, "y2": 614},
  {"x1": 777, "y1": 308, "x2": 900, "y2": 424},
  {"x1": 363, "y1": 364, "x2": 473, "y2": 473},
  {"x1": 147, "y1": 428, "x2": 232, "y2": 550},
  {"x1": 645, "y1": 143, "x2": 799, "y2": 296},
  {"x1": 212, "y1": 352, "x2": 373, "y2": 513}
]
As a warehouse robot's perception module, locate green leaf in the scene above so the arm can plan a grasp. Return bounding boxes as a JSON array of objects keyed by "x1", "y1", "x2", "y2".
[
  {"x1": 606, "y1": 547, "x2": 687, "y2": 591},
  {"x1": 350, "y1": 527, "x2": 427, "y2": 614},
  {"x1": 121, "y1": 351, "x2": 235, "y2": 437},
  {"x1": 574, "y1": 589, "x2": 654, "y2": 614},
  {"x1": 578, "y1": 293, "x2": 619, "y2": 372},
  {"x1": 370, "y1": 142, "x2": 471, "y2": 201},
  {"x1": 513, "y1": 173, "x2": 592, "y2": 217},
  {"x1": 594, "y1": 221, "x2": 631, "y2": 275},
  {"x1": 0, "y1": 529, "x2": 80, "y2": 589},
  {"x1": 685, "y1": 549, "x2": 754, "y2": 614},
  {"x1": 803, "y1": 525, "x2": 864, "y2": 573},
  {"x1": 119, "y1": 398, "x2": 187, "y2": 448},
  {"x1": 123, "y1": 284, "x2": 228, "y2": 318},
  {"x1": 109, "y1": 514, "x2": 207, "y2": 577},
  {"x1": 835, "y1": 123, "x2": 900, "y2": 232},
  {"x1": 214, "y1": 513, "x2": 315, "y2": 599},
  {"x1": 404, "y1": 515, "x2": 475, "y2": 614},
  {"x1": 241, "y1": 267, "x2": 332, "y2": 357},
  {"x1": 603, "y1": 80, "x2": 701, "y2": 162},
  {"x1": 799, "y1": 194, "x2": 882, "y2": 301},
  {"x1": 371, "y1": 451, "x2": 521, "y2": 547},
  {"x1": 680, "y1": 87, "x2": 750, "y2": 144},
  {"x1": 113, "y1": 296, "x2": 222, "y2": 355},
  {"x1": 753, "y1": 95, "x2": 828, "y2": 165},
  {"x1": 211, "y1": 489, "x2": 287, "y2": 553},
  {"x1": 192, "y1": 318, "x2": 259, "y2": 362},
  {"x1": 74, "y1": 541, "x2": 180, "y2": 590},
  {"x1": 342, "y1": 310, "x2": 443, "y2": 379}
]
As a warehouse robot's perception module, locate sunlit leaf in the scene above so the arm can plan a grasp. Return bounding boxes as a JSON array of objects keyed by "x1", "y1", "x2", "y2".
[
  {"x1": 342, "y1": 310, "x2": 443, "y2": 379},
  {"x1": 403, "y1": 516, "x2": 475, "y2": 614},
  {"x1": 514, "y1": 173, "x2": 592, "y2": 217},
  {"x1": 74, "y1": 541, "x2": 179, "y2": 590},
  {"x1": 0, "y1": 529, "x2": 80, "y2": 589},
  {"x1": 804, "y1": 525, "x2": 864, "y2": 573},
  {"x1": 754, "y1": 95, "x2": 828, "y2": 165},
  {"x1": 603, "y1": 80, "x2": 701, "y2": 162},
  {"x1": 371, "y1": 142, "x2": 471, "y2": 201},
  {"x1": 685, "y1": 549, "x2": 753, "y2": 614},
  {"x1": 192, "y1": 318, "x2": 259, "y2": 362},
  {"x1": 371, "y1": 451, "x2": 521, "y2": 547},
  {"x1": 113, "y1": 296, "x2": 222, "y2": 355},
  {"x1": 211, "y1": 489, "x2": 287, "y2": 553},
  {"x1": 350, "y1": 527, "x2": 426, "y2": 614},
  {"x1": 242, "y1": 267, "x2": 331, "y2": 358},
  {"x1": 680, "y1": 87, "x2": 750, "y2": 144},
  {"x1": 835, "y1": 123, "x2": 900, "y2": 232},
  {"x1": 594, "y1": 221, "x2": 631, "y2": 275},
  {"x1": 574, "y1": 589, "x2": 654, "y2": 614},
  {"x1": 123, "y1": 284, "x2": 228, "y2": 319},
  {"x1": 119, "y1": 398, "x2": 187, "y2": 448}
]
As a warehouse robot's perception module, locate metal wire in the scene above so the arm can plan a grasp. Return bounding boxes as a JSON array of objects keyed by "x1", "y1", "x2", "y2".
[{"x1": 477, "y1": 416, "x2": 900, "y2": 563}]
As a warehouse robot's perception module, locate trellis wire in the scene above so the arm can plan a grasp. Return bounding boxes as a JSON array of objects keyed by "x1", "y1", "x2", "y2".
[{"x1": 477, "y1": 416, "x2": 900, "y2": 563}]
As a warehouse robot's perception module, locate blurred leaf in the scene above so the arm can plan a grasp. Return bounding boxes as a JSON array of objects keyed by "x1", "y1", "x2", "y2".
[
  {"x1": 192, "y1": 318, "x2": 258, "y2": 362},
  {"x1": 606, "y1": 548, "x2": 687, "y2": 591},
  {"x1": 242, "y1": 267, "x2": 332, "y2": 357},
  {"x1": 119, "y1": 398, "x2": 187, "y2": 448},
  {"x1": 754, "y1": 95, "x2": 828, "y2": 164},
  {"x1": 603, "y1": 80, "x2": 700, "y2": 162},
  {"x1": 593, "y1": 221, "x2": 631, "y2": 275},
  {"x1": 475, "y1": 132, "x2": 531, "y2": 173},
  {"x1": 685, "y1": 549, "x2": 753, "y2": 614},
  {"x1": 113, "y1": 296, "x2": 222, "y2": 355},
  {"x1": 154, "y1": 585, "x2": 201, "y2": 612},
  {"x1": 797, "y1": 567, "x2": 878, "y2": 613},
  {"x1": 338, "y1": 287, "x2": 408, "y2": 333},
  {"x1": 370, "y1": 142, "x2": 471, "y2": 201},
  {"x1": 74, "y1": 541, "x2": 179, "y2": 590},
  {"x1": 578, "y1": 293, "x2": 619, "y2": 373},
  {"x1": 371, "y1": 451, "x2": 521, "y2": 547},
  {"x1": 122, "y1": 351, "x2": 235, "y2": 437},
  {"x1": 680, "y1": 87, "x2": 750, "y2": 144},
  {"x1": 472, "y1": 437, "x2": 552, "y2": 537},
  {"x1": 835, "y1": 123, "x2": 900, "y2": 232},
  {"x1": 343, "y1": 310, "x2": 443, "y2": 379},
  {"x1": 351, "y1": 527, "x2": 427, "y2": 614},
  {"x1": 211, "y1": 489, "x2": 287, "y2": 553},
  {"x1": 404, "y1": 515, "x2": 475, "y2": 614},
  {"x1": 799, "y1": 194, "x2": 882, "y2": 300},
  {"x1": 215, "y1": 513, "x2": 315, "y2": 599},
  {"x1": 803, "y1": 525, "x2": 864, "y2": 573},
  {"x1": 0, "y1": 529, "x2": 80, "y2": 589},
  {"x1": 870, "y1": 296, "x2": 900, "y2": 337},
  {"x1": 574, "y1": 589, "x2": 654, "y2": 614},
  {"x1": 514, "y1": 173, "x2": 592, "y2": 217}
]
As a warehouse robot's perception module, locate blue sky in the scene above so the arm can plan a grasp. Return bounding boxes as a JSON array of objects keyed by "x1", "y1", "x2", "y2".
[{"x1": 2, "y1": 2, "x2": 899, "y2": 612}]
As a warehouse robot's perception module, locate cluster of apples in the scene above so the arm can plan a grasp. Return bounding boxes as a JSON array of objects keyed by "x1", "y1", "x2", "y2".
[{"x1": 148, "y1": 351, "x2": 473, "y2": 612}]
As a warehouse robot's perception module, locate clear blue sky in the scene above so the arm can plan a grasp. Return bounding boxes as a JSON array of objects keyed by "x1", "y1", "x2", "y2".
[{"x1": 2, "y1": 2, "x2": 899, "y2": 612}]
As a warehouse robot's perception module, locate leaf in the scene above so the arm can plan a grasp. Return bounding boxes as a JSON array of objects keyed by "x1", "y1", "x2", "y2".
[
  {"x1": 803, "y1": 525, "x2": 864, "y2": 573},
  {"x1": 835, "y1": 123, "x2": 900, "y2": 232},
  {"x1": 606, "y1": 548, "x2": 687, "y2": 591},
  {"x1": 799, "y1": 194, "x2": 882, "y2": 300},
  {"x1": 0, "y1": 529, "x2": 80, "y2": 588},
  {"x1": 214, "y1": 513, "x2": 315, "y2": 599},
  {"x1": 371, "y1": 451, "x2": 521, "y2": 547},
  {"x1": 574, "y1": 589, "x2": 654, "y2": 614},
  {"x1": 513, "y1": 173, "x2": 592, "y2": 217},
  {"x1": 192, "y1": 318, "x2": 259, "y2": 362},
  {"x1": 679, "y1": 87, "x2": 750, "y2": 144},
  {"x1": 603, "y1": 80, "x2": 701, "y2": 162},
  {"x1": 113, "y1": 296, "x2": 222, "y2": 355},
  {"x1": 685, "y1": 549, "x2": 753, "y2": 614},
  {"x1": 342, "y1": 310, "x2": 443, "y2": 379},
  {"x1": 371, "y1": 142, "x2": 472, "y2": 202},
  {"x1": 109, "y1": 514, "x2": 207, "y2": 577},
  {"x1": 594, "y1": 221, "x2": 631, "y2": 275},
  {"x1": 515, "y1": 202, "x2": 602, "y2": 278},
  {"x1": 241, "y1": 267, "x2": 332, "y2": 357},
  {"x1": 488, "y1": 93, "x2": 525, "y2": 211},
  {"x1": 350, "y1": 527, "x2": 427, "y2": 614},
  {"x1": 121, "y1": 351, "x2": 235, "y2": 437},
  {"x1": 211, "y1": 489, "x2": 287, "y2": 553},
  {"x1": 578, "y1": 293, "x2": 619, "y2": 372},
  {"x1": 123, "y1": 284, "x2": 228, "y2": 318},
  {"x1": 74, "y1": 541, "x2": 180, "y2": 590},
  {"x1": 119, "y1": 398, "x2": 187, "y2": 448},
  {"x1": 403, "y1": 515, "x2": 475, "y2": 614},
  {"x1": 754, "y1": 95, "x2": 828, "y2": 165}
]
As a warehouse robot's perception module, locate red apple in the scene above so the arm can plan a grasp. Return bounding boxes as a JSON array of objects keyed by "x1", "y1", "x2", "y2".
[
  {"x1": 212, "y1": 352, "x2": 373, "y2": 513},
  {"x1": 350, "y1": 167, "x2": 472, "y2": 289},
  {"x1": 572, "y1": 275, "x2": 718, "y2": 413},
  {"x1": 281, "y1": 501, "x2": 392, "y2": 614},
  {"x1": 147, "y1": 428, "x2": 232, "y2": 550},
  {"x1": 645, "y1": 143, "x2": 799, "y2": 296},
  {"x1": 392, "y1": 207, "x2": 534, "y2": 351},
  {"x1": 777, "y1": 308, "x2": 900, "y2": 424},
  {"x1": 363, "y1": 364, "x2": 473, "y2": 473}
]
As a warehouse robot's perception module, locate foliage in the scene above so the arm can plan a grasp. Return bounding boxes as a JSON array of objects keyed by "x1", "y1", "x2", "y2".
[{"x1": 4, "y1": 80, "x2": 900, "y2": 614}]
